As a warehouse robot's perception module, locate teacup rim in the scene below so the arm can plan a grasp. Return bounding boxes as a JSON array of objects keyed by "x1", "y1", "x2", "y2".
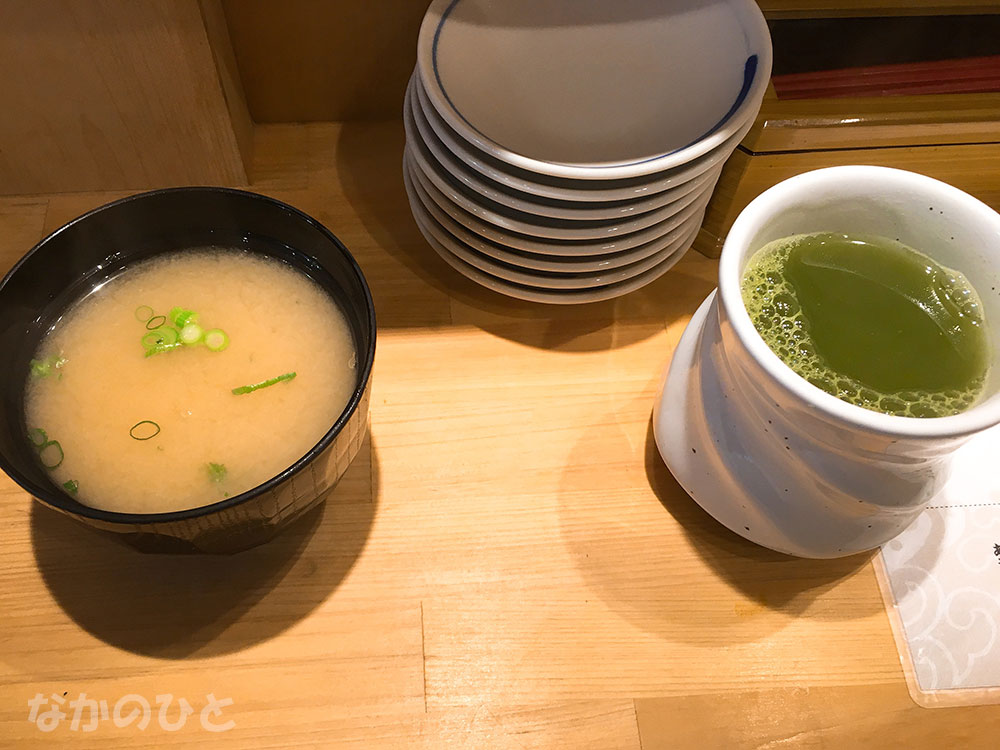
[{"x1": 718, "y1": 164, "x2": 1000, "y2": 439}]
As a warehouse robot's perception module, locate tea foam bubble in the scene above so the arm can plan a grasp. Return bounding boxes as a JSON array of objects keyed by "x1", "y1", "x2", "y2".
[{"x1": 741, "y1": 233, "x2": 985, "y2": 418}]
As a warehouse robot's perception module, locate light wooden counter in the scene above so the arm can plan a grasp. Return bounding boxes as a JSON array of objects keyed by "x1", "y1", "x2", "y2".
[{"x1": 1, "y1": 122, "x2": 998, "y2": 748}]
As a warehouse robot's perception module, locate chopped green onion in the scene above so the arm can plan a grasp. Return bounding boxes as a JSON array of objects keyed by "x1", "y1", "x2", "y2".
[
  {"x1": 204, "y1": 329, "x2": 230, "y2": 352},
  {"x1": 179, "y1": 323, "x2": 204, "y2": 345},
  {"x1": 30, "y1": 355, "x2": 66, "y2": 379},
  {"x1": 38, "y1": 440, "x2": 64, "y2": 469},
  {"x1": 232, "y1": 372, "x2": 296, "y2": 395},
  {"x1": 143, "y1": 342, "x2": 182, "y2": 357},
  {"x1": 134, "y1": 305, "x2": 154, "y2": 322},
  {"x1": 27, "y1": 427, "x2": 48, "y2": 447},
  {"x1": 141, "y1": 327, "x2": 179, "y2": 348},
  {"x1": 62, "y1": 479, "x2": 79, "y2": 495},
  {"x1": 141, "y1": 326, "x2": 182, "y2": 356},
  {"x1": 129, "y1": 420, "x2": 161, "y2": 440},
  {"x1": 170, "y1": 307, "x2": 198, "y2": 328},
  {"x1": 140, "y1": 308, "x2": 223, "y2": 355},
  {"x1": 207, "y1": 462, "x2": 227, "y2": 483}
]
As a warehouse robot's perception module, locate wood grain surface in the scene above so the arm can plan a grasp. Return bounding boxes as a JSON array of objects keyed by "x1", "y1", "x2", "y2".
[
  {"x1": 0, "y1": 122, "x2": 998, "y2": 747},
  {"x1": 0, "y1": 0, "x2": 249, "y2": 195},
  {"x1": 742, "y1": 93, "x2": 1000, "y2": 153}
]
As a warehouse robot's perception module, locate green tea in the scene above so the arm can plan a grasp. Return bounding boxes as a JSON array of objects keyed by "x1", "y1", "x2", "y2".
[{"x1": 741, "y1": 232, "x2": 990, "y2": 418}]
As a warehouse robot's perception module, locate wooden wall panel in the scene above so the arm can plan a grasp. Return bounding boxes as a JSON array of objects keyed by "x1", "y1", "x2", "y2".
[
  {"x1": 222, "y1": 0, "x2": 429, "y2": 123},
  {"x1": 0, "y1": 0, "x2": 249, "y2": 195},
  {"x1": 3, "y1": 0, "x2": 998, "y2": 194},
  {"x1": 199, "y1": 0, "x2": 254, "y2": 170},
  {"x1": 221, "y1": 0, "x2": 1000, "y2": 124}
]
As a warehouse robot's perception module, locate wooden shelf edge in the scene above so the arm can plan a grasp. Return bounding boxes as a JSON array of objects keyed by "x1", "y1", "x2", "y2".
[{"x1": 742, "y1": 92, "x2": 1000, "y2": 153}]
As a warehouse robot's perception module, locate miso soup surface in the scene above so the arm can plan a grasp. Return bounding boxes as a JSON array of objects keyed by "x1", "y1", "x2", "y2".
[{"x1": 24, "y1": 249, "x2": 358, "y2": 513}]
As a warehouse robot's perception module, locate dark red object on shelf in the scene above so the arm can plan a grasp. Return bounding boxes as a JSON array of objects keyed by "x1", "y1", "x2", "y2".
[{"x1": 772, "y1": 54, "x2": 1000, "y2": 100}]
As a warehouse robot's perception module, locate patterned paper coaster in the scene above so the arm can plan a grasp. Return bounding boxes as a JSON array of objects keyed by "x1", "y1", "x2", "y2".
[{"x1": 875, "y1": 425, "x2": 1000, "y2": 708}]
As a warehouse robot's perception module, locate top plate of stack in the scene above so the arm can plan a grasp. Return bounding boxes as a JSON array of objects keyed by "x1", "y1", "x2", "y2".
[{"x1": 417, "y1": 0, "x2": 772, "y2": 179}]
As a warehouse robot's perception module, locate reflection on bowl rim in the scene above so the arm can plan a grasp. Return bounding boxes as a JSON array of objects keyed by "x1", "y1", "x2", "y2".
[{"x1": 0, "y1": 186, "x2": 377, "y2": 526}]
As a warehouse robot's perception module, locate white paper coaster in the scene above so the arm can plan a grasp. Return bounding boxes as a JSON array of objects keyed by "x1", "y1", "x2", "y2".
[{"x1": 875, "y1": 425, "x2": 1000, "y2": 707}]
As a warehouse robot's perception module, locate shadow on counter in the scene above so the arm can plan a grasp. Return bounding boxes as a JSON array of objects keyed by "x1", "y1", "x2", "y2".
[
  {"x1": 29, "y1": 435, "x2": 379, "y2": 659},
  {"x1": 334, "y1": 121, "x2": 714, "y2": 352},
  {"x1": 558, "y1": 410, "x2": 880, "y2": 647}
]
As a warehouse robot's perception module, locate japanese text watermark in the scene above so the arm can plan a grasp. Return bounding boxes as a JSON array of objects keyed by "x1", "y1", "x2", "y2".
[{"x1": 27, "y1": 692, "x2": 235, "y2": 733}]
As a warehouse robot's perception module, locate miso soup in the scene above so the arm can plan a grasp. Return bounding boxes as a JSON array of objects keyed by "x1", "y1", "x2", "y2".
[{"x1": 24, "y1": 249, "x2": 358, "y2": 513}]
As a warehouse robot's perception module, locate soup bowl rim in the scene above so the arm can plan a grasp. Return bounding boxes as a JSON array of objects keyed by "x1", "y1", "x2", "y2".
[{"x1": 0, "y1": 186, "x2": 376, "y2": 525}]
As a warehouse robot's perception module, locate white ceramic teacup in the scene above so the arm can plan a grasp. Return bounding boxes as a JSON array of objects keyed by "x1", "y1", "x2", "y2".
[{"x1": 654, "y1": 165, "x2": 1000, "y2": 558}]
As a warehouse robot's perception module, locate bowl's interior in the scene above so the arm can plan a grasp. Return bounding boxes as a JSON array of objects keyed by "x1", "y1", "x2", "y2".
[
  {"x1": 421, "y1": 0, "x2": 769, "y2": 167},
  {"x1": 0, "y1": 188, "x2": 375, "y2": 524},
  {"x1": 725, "y1": 166, "x2": 1000, "y2": 409}
]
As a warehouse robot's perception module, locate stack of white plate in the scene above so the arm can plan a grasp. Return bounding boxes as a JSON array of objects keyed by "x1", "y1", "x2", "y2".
[{"x1": 403, "y1": 0, "x2": 772, "y2": 304}]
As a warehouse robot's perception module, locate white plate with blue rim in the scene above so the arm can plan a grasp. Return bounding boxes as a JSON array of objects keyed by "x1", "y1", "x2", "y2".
[
  {"x1": 406, "y1": 146, "x2": 721, "y2": 252},
  {"x1": 406, "y1": 75, "x2": 722, "y2": 221},
  {"x1": 406, "y1": 160, "x2": 709, "y2": 288},
  {"x1": 405, "y1": 158, "x2": 708, "y2": 273},
  {"x1": 411, "y1": 69, "x2": 756, "y2": 204},
  {"x1": 405, "y1": 148, "x2": 721, "y2": 255},
  {"x1": 407, "y1": 122, "x2": 720, "y2": 240},
  {"x1": 416, "y1": 0, "x2": 771, "y2": 180},
  {"x1": 405, "y1": 161, "x2": 704, "y2": 303}
]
